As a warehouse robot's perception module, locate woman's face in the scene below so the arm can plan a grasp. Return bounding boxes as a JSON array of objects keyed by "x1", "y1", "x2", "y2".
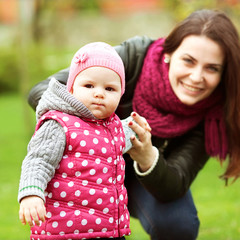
[{"x1": 165, "y1": 35, "x2": 224, "y2": 105}]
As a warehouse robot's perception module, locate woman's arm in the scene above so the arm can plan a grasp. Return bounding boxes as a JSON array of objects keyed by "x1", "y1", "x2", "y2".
[
  {"x1": 128, "y1": 113, "x2": 209, "y2": 202},
  {"x1": 139, "y1": 126, "x2": 209, "y2": 202}
]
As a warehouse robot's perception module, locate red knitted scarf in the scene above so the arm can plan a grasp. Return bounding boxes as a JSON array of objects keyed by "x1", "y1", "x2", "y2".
[{"x1": 132, "y1": 38, "x2": 228, "y2": 159}]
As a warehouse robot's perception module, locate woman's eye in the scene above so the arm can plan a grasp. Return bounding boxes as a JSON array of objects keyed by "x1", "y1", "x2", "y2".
[
  {"x1": 207, "y1": 66, "x2": 220, "y2": 73},
  {"x1": 183, "y1": 58, "x2": 193, "y2": 64}
]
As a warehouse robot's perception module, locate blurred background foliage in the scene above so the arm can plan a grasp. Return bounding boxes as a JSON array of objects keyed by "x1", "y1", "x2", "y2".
[{"x1": 0, "y1": 0, "x2": 240, "y2": 95}]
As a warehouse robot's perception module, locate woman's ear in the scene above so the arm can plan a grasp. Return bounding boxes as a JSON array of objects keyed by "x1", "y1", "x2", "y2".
[{"x1": 164, "y1": 54, "x2": 171, "y2": 64}]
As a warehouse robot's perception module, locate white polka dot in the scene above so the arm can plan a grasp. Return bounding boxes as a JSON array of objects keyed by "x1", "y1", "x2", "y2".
[
  {"x1": 75, "y1": 171, "x2": 81, "y2": 177},
  {"x1": 102, "y1": 228, "x2": 107, "y2": 232},
  {"x1": 75, "y1": 152, "x2": 81, "y2": 157},
  {"x1": 114, "y1": 136, "x2": 118, "y2": 142},
  {"x1": 84, "y1": 130, "x2": 89, "y2": 135},
  {"x1": 115, "y1": 127, "x2": 118, "y2": 133},
  {"x1": 95, "y1": 158, "x2": 101, "y2": 164},
  {"x1": 110, "y1": 197, "x2": 114, "y2": 203},
  {"x1": 97, "y1": 178, "x2": 102, "y2": 184},
  {"x1": 89, "y1": 189, "x2": 95, "y2": 195},
  {"x1": 63, "y1": 155, "x2": 68, "y2": 159},
  {"x1": 46, "y1": 212, "x2": 52, "y2": 218},
  {"x1": 104, "y1": 138, "x2": 109, "y2": 143},
  {"x1": 68, "y1": 201, "x2": 74, "y2": 207},
  {"x1": 89, "y1": 208, "x2": 95, "y2": 215},
  {"x1": 52, "y1": 221, "x2": 58, "y2": 228},
  {"x1": 80, "y1": 140, "x2": 86, "y2": 147},
  {"x1": 117, "y1": 175, "x2": 122, "y2": 181},
  {"x1": 109, "y1": 217, "x2": 114, "y2": 223},
  {"x1": 63, "y1": 126, "x2": 68, "y2": 132},
  {"x1": 93, "y1": 138, "x2": 99, "y2": 144},
  {"x1": 88, "y1": 229, "x2": 94, "y2": 233},
  {"x1": 103, "y1": 208, "x2": 109, "y2": 214},
  {"x1": 75, "y1": 210, "x2": 80, "y2": 216},
  {"x1": 68, "y1": 162, "x2": 74, "y2": 168},
  {"x1": 82, "y1": 200, "x2": 88, "y2": 206},
  {"x1": 81, "y1": 219, "x2": 87, "y2": 225},
  {"x1": 103, "y1": 167, "x2": 108, "y2": 173},
  {"x1": 119, "y1": 194, "x2": 124, "y2": 201},
  {"x1": 71, "y1": 132, "x2": 77, "y2": 139},
  {"x1": 48, "y1": 192, "x2": 52, "y2": 198},
  {"x1": 67, "y1": 220, "x2": 73, "y2": 227},
  {"x1": 60, "y1": 211, "x2": 66, "y2": 217},
  {"x1": 68, "y1": 181, "x2": 74, "y2": 187},
  {"x1": 96, "y1": 218, "x2": 101, "y2": 224},
  {"x1": 75, "y1": 190, "x2": 81, "y2": 197},
  {"x1": 90, "y1": 169, "x2": 96, "y2": 175},
  {"x1": 60, "y1": 191, "x2": 66, "y2": 198},
  {"x1": 54, "y1": 182, "x2": 59, "y2": 188},
  {"x1": 59, "y1": 231, "x2": 65, "y2": 236},
  {"x1": 97, "y1": 198, "x2": 102, "y2": 204},
  {"x1": 107, "y1": 157, "x2": 112, "y2": 163},
  {"x1": 101, "y1": 148, "x2": 107, "y2": 154},
  {"x1": 95, "y1": 130, "x2": 100, "y2": 135},
  {"x1": 68, "y1": 145, "x2": 72, "y2": 151},
  {"x1": 108, "y1": 177, "x2": 113, "y2": 183},
  {"x1": 62, "y1": 173, "x2": 67, "y2": 178},
  {"x1": 62, "y1": 116, "x2": 69, "y2": 122},
  {"x1": 74, "y1": 122, "x2": 80, "y2": 127},
  {"x1": 82, "y1": 180, "x2": 88, "y2": 186},
  {"x1": 82, "y1": 160, "x2": 88, "y2": 166},
  {"x1": 74, "y1": 229, "x2": 80, "y2": 234},
  {"x1": 89, "y1": 149, "x2": 94, "y2": 155},
  {"x1": 103, "y1": 187, "x2": 108, "y2": 194}
]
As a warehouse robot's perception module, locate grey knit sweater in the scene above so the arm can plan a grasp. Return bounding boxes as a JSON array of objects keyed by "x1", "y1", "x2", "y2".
[{"x1": 18, "y1": 78, "x2": 134, "y2": 202}]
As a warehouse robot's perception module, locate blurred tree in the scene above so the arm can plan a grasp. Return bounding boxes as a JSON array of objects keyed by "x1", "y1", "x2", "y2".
[{"x1": 18, "y1": 0, "x2": 36, "y2": 136}]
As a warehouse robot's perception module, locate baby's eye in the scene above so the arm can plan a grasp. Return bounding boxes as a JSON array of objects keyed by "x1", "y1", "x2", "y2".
[
  {"x1": 105, "y1": 87, "x2": 114, "y2": 91},
  {"x1": 85, "y1": 84, "x2": 94, "y2": 88}
]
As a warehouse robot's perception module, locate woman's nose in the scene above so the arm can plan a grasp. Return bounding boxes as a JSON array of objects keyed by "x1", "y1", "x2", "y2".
[{"x1": 189, "y1": 67, "x2": 204, "y2": 82}]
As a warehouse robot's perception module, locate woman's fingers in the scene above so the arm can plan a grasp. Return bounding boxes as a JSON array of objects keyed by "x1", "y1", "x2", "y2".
[{"x1": 131, "y1": 112, "x2": 151, "y2": 131}]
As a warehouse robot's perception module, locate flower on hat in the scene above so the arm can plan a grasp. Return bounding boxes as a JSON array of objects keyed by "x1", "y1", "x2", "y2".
[{"x1": 74, "y1": 52, "x2": 88, "y2": 64}]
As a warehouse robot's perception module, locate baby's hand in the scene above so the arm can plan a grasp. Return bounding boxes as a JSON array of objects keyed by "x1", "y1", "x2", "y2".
[{"x1": 19, "y1": 196, "x2": 46, "y2": 227}]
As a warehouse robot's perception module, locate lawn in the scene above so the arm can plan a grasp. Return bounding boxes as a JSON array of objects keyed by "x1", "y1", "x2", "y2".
[{"x1": 1, "y1": 93, "x2": 240, "y2": 240}]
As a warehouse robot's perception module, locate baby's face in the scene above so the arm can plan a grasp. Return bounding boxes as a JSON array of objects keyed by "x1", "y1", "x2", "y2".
[{"x1": 71, "y1": 67, "x2": 122, "y2": 119}]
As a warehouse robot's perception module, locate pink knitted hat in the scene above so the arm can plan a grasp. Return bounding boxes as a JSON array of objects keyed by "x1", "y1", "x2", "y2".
[{"x1": 67, "y1": 42, "x2": 125, "y2": 95}]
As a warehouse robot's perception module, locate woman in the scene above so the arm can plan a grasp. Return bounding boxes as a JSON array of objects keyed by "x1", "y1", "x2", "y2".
[{"x1": 27, "y1": 9, "x2": 240, "y2": 240}]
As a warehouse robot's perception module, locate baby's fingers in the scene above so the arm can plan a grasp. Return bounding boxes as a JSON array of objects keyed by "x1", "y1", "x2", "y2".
[
  {"x1": 19, "y1": 208, "x2": 26, "y2": 225},
  {"x1": 31, "y1": 208, "x2": 41, "y2": 226},
  {"x1": 37, "y1": 205, "x2": 47, "y2": 223},
  {"x1": 23, "y1": 208, "x2": 34, "y2": 227}
]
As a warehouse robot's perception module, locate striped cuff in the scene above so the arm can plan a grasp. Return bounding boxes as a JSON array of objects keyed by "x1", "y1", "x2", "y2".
[
  {"x1": 18, "y1": 185, "x2": 45, "y2": 203},
  {"x1": 133, "y1": 146, "x2": 159, "y2": 177}
]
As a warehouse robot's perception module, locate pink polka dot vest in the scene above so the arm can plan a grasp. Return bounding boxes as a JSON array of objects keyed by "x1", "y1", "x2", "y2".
[{"x1": 31, "y1": 110, "x2": 131, "y2": 239}]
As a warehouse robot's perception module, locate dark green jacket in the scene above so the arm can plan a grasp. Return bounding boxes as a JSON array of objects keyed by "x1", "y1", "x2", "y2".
[{"x1": 28, "y1": 36, "x2": 209, "y2": 202}]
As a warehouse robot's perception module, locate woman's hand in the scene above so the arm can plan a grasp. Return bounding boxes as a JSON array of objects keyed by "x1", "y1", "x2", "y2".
[
  {"x1": 127, "y1": 112, "x2": 156, "y2": 172},
  {"x1": 19, "y1": 196, "x2": 46, "y2": 227}
]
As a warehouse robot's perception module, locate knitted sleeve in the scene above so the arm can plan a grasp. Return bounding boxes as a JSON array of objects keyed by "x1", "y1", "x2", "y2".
[
  {"x1": 18, "y1": 120, "x2": 66, "y2": 202},
  {"x1": 121, "y1": 116, "x2": 138, "y2": 153}
]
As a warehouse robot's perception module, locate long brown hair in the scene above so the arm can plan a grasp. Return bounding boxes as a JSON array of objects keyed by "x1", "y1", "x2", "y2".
[{"x1": 163, "y1": 9, "x2": 240, "y2": 181}]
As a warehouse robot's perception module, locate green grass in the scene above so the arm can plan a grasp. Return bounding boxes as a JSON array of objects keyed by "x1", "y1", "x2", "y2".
[{"x1": 1, "y1": 93, "x2": 240, "y2": 240}]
